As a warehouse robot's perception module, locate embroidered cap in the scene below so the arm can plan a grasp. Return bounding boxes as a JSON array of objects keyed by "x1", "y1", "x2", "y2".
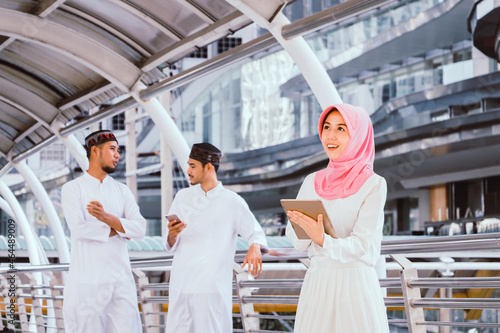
[
  {"x1": 84, "y1": 130, "x2": 118, "y2": 154},
  {"x1": 189, "y1": 143, "x2": 221, "y2": 165}
]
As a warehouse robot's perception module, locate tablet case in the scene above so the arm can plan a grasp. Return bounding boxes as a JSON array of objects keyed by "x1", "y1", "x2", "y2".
[{"x1": 280, "y1": 199, "x2": 338, "y2": 239}]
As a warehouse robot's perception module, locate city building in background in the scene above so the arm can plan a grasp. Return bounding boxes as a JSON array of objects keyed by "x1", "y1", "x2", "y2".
[{"x1": 2, "y1": 0, "x2": 499, "y2": 240}]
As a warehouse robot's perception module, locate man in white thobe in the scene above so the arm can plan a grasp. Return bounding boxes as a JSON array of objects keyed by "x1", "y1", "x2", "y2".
[
  {"x1": 164, "y1": 143, "x2": 268, "y2": 333},
  {"x1": 61, "y1": 130, "x2": 146, "y2": 333}
]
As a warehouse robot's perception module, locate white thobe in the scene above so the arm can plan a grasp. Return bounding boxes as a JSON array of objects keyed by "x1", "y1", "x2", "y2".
[
  {"x1": 61, "y1": 173, "x2": 146, "y2": 333},
  {"x1": 164, "y1": 182, "x2": 267, "y2": 333}
]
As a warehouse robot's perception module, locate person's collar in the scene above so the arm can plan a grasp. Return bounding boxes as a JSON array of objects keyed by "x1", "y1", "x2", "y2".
[
  {"x1": 196, "y1": 181, "x2": 223, "y2": 197},
  {"x1": 84, "y1": 171, "x2": 110, "y2": 184}
]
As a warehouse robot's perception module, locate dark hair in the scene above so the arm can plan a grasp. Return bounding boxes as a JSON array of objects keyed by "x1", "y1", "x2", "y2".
[
  {"x1": 201, "y1": 161, "x2": 219, "y2": 173},
  {"x1": 86, "y1": 142, "x2": 103, "y2": 159},
  {"x1": 320, "y1": 107, "x2": 339, "y2": 135},
  {"x1": 86, "y1": 146, "x2": 93, "y2": 159}
]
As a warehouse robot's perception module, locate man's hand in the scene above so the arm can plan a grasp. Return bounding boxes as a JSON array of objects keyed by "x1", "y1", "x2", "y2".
[
  {"x1": 241, "y1": 243, "x2": 262, "y2": 277},
  {"x1": 167, "y1": 219, "x2": 186, "y2": 247},
  {"x1": 87, "y1": 201, "x2": 110, "y2": 222},
  {"x1": 287, "y1": 210, "x2": 326, "y2": 246},
  {"x1": 87, "y1": 201, "x2": 124, "y2": 233}
]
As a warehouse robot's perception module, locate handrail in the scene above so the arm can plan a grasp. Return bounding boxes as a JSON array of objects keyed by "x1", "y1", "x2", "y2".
[
  {"x1": 421, "y1": 321, "x2": 500, "y2": 328},
  {"x1": 408, "y1": 277, "x2": 500, "y2": 288},
  {"x1": 3, "y1": 233, "x2": 500, "y2": 333},
  {"x1": 412, "y1": 298, "x2": 500, "y2": 309},
  {"x1": 3, "y1": 232, "x2": 500, "y2": 274}
]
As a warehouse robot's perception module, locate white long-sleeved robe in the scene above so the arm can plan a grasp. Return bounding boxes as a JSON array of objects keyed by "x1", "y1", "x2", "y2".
[
  {"x1": 286, "y1": 173, "x2": 389, "y2": 333},
  {"x1": 164, "y1": 182, "x2": 267, "y2": 333},
  {"x1": 61, "y1": 173, "x2": 146, "y2": 333}
]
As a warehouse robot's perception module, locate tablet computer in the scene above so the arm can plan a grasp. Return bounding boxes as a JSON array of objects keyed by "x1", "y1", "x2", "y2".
[{"x1": 280, "y1": 199, "x2": 338, "y2": 240}]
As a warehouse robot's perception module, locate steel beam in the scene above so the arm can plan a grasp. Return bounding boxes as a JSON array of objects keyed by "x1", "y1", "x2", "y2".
[{"x1": 0, "y1": 8, "x2": 142, "y2": 92}]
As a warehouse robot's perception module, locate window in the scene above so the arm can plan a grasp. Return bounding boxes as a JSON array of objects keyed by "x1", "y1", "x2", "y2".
[
  {"x1": 485, "y1": 176, "x2": 500, "y2": 215},
  {"x1": 396, "y1": 197, "x2": 418, "y2": 234},
  {"x1": 450, "y1": 179, "x2": 484, "y2": 219},
  {"x1": 431, "y1": 110, "x2": 450, "y2": 122},
  {"x1": 202, "y1": 103, "x2": 211, "y2": 143},
  {"x1": 40, "y1": 142, "x2": 66, "y2": 168},
  {"x1": 217, "y1": 37, "x2": 242, "y2": 54},
  {"x1": 0, "y1": 211, "x2": 12, "y2": 236},
  {"x1": 450, "y1": 103, "x2": 481, "y2": 117},
  {"x1": 187, "y1": 46, "x2": 208, "y2": 58},
  {"x1": 312, "y1": 0, "x2": 322, "y2": 13},
  {"x1": 146, "y1": 219, "x2": 162, "y2": 236},
  {"x1": 112, "y1": 112, "x2": 125, "y2": 130},
  {"x1": 382, "y1": 81, "x2": 396, "y2": 103},
  {"x1": 181, "y1": 113, "x2": 195, "y2": 132},
  {"x1": 287, "y1": 0, "x2": 304, "y2": 21}
]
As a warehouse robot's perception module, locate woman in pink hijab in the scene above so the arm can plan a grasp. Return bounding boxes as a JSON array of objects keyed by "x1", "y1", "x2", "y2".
[{"x1": 286, "y1": 104, "x2": 389, "y2": 332}]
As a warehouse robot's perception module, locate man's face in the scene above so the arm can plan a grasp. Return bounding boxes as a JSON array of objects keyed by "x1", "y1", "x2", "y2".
[
  {"x1": 187, "y1": 158, "x2": 208, "y2": 185},
  {"x1": 96, "y1": 141, "x2": 120, "y2": 174}
]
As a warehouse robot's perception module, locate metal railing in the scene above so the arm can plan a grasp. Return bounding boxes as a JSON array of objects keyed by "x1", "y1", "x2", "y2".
[{"x1": 1, "y1": 232, "x2": 500, "y2": 332}]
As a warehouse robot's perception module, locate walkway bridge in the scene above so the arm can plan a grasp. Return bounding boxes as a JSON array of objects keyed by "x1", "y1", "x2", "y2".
[{"x1": 1, "y1": 232, "x2": 500, "y2": 332}]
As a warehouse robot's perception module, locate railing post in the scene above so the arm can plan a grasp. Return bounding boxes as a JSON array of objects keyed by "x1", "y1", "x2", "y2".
[
  {"x1": 298, "y1": 258, "x2": 310, "y2": 268},
  {"x1": 27, "y1": 274, "x2": 45, "y2": 333},
  {"x1": 0, "y1": 275, "x2": 16, "y2": 331},
  {"x1": 133, "y1": 268, "x2": 157, "y2": 333},
  {"x1": 438, "y1": 257, "x2": 454, "y2": 333},
  {"x1": 233, "y1": 263, "x2": 259, "y2": 333},
  {"x1": 391, "y1": 254, "x2": 426, "y2": 333},
  {"x1": 47, "y1": 273, "x2": 65, "y2": 332},
  {"x1": 16, "y1": 275, "x2": 31, "y2": 332}
]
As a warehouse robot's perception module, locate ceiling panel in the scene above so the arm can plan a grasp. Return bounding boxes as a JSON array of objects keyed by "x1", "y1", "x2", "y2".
[{"x1": 0, "y1": 0, "x2": 289, "y2": 168}]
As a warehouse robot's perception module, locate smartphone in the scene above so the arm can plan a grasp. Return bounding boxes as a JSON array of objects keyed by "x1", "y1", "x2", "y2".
[{"x1": 166, "y1": 214, "x2": 182, "y2": 227}]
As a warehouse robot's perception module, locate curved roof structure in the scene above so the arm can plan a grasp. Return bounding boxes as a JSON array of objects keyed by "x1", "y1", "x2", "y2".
[{"x1": 0, "y1": 0, "x2": 289, "y2": 171}]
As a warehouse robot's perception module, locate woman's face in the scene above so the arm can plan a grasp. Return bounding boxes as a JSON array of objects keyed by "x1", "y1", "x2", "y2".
[{"x1": 321, "y1": 111, "x2": 350, "y2": 160}]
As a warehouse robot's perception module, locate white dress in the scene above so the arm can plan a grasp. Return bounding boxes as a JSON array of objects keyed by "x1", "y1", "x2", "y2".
[
  {"x1": 164, "y1": 182, "x2": 268, "y2": 333},
  {"x1": 61, "y1": 173, "x2": 147, "y2": 333},
  {"x1": 286, "y1": 173, "x2": 389, "y2": 333}
]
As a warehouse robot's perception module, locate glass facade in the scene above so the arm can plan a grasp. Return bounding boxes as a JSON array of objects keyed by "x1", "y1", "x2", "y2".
[
  {"x1": 175, "y1": 0, "x2": 477, "y2": 152},
  {"x1": 170, "y1": 0, "x2": 500, "y2": 238}
]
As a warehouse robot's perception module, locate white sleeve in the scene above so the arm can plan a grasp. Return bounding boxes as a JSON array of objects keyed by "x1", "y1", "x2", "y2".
[
  {"x1": 236, "y1": 196, "x2": 268, "y2": 247},
  {"x1": 61, "y1": 182, "x2": 110, "y2": 243},
  {"x1": 163, "y1": 194, "x2": 182, "y2": 252},
  {"x1": 285, "y1": 174, "x2": 314, "y2": 251},
  {"x1": 116, "y1": 186, "x2": 147, "y2": 239},
  {"x1": 310, "y1": 177, "x2": 387, "y2": 263}
]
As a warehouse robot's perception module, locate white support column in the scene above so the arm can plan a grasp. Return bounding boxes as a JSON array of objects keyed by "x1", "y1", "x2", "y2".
[
  {"x1": 56, "y1": 132, "x2": 89, "y2": 172},
  {"x1": 125, "y1": 108, "x2": 139, "y2": 201},
  {"x1": 160, "y1": 93, "x2": 174, "y2": 236},
  {"x1": 226, "y1": 0, "x2": 342, "y2": 109},
  {"x1": 51, "y1": 122, "x2": 89, "y2": 171},
  {"x1": 132, "y1": 83, "x2": 190, "y2": 177},
  {"x1": 89, "y1": 106, "x2": 101, "y2": 133},
  {"x1": 14, "y1": 160, "x2": 71, "y2": 265},
  {"x1": 0, "y1": 197, "x2": 14, "y2": 217},
  {"x1": 0, "y1": 180, "x2": 45, "y2": 266}
]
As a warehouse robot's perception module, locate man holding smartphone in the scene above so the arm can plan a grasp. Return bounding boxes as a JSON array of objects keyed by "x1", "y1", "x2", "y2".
[{"x1": 164, "y1": 143, "x2": 268, "y2": 333}]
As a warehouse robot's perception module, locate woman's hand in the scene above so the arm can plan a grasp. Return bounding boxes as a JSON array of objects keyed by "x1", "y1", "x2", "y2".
[{"x1": 287, "y1": 210, "x2": 325, "y2": 246}]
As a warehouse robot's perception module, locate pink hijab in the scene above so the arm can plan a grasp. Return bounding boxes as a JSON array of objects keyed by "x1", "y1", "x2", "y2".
[{"x1": 314, "y1": 103, "x2": 375, "y2": 199}]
